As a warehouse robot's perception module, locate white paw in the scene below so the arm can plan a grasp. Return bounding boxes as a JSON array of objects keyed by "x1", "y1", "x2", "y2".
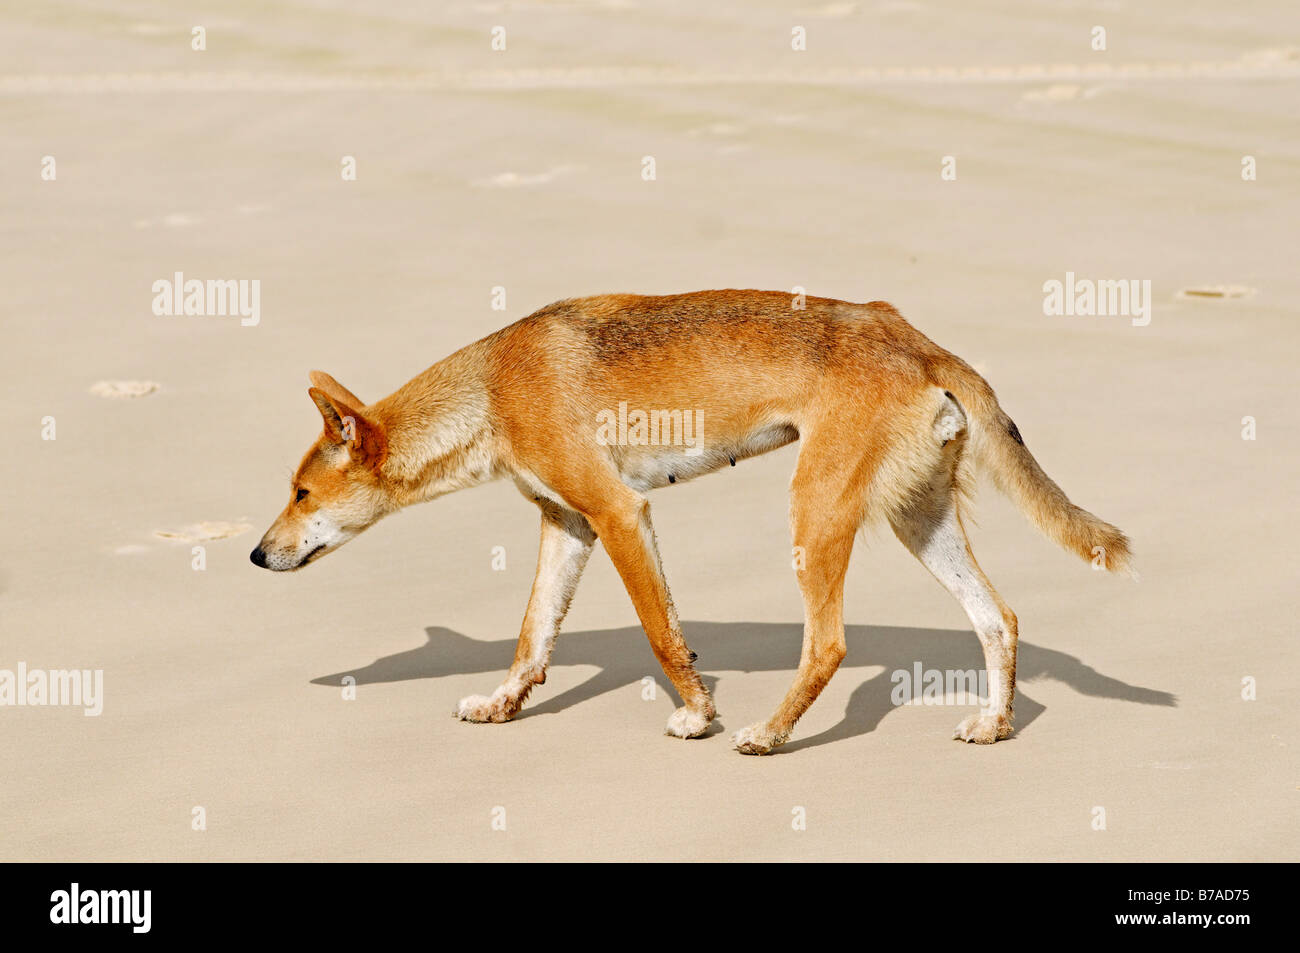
[
  {"x1": 953, "y1": 713, "x2": 1012, "y2": 744},
  {"x1": 454, "y1": 692, "x2": 514, "y2": 723},
  {"x1": 731, "y1": 722, "x2": 786, "y2": 755},
  {"x1": 665, "y1": 705, "x2": 712, "y2": 739}
]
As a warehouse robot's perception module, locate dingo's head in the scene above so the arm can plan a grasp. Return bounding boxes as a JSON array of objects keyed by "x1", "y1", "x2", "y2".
[{"x1": 251, "y1": 371, "x2": 394, "y2": 572}]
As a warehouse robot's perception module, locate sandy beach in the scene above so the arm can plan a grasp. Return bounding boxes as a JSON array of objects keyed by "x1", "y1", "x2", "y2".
[{"x1": 1, "y1": 1, "x2": 1297, "y2": 861}]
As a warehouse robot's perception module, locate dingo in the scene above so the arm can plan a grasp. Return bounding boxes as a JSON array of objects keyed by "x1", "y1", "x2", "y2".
[{"x1": 251, "y1": 290, "x2": 1131, "y2": 754}]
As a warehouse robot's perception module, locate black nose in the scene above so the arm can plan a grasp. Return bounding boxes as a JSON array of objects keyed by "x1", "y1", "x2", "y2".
[{"x1": 249, "y1": 547, "x2": 268, "y2": 568}]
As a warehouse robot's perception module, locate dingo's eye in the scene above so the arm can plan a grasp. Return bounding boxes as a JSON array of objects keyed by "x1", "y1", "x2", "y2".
[{"x1": 295, "y1": 488, "x2": 310, "y2": 502}]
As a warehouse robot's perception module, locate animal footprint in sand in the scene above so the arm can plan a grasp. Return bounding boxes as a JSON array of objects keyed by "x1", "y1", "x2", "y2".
[
  {"x1": 1177, "y1": 285, "x2": 1255, "y2": 300},
  {"x1": 90, "y1": 380, "x2": 160, "y2": 399},
  {"x1": 154, "y1": 521, "x2": 251, "y2": 543}
]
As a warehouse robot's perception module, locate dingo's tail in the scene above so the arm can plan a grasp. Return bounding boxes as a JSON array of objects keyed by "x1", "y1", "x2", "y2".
[{"x1": 944, "y1": 365, "x2": 1133, "y2": 575}]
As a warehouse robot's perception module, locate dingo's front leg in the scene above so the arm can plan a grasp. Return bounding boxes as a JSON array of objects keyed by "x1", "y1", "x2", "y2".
[
  {"x1": 455, "y1": 504, "x2": 594, "y2": 723},
  {"x1": 587, "y1": 492, "x2": 714, "y2": 739}
]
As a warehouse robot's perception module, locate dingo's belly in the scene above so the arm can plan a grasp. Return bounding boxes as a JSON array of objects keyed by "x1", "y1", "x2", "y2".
[{"x1": 609, "y1": 417, "x2": 799, "y2": 492}]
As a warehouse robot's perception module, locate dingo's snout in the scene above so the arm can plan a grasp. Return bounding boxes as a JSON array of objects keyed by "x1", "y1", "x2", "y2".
[
  {"x1": 250, "y1": 510, "x2": 347, "y2": 571},
  {"x1": 248, "y1": 532, "x2": 310, "y2": 572}
]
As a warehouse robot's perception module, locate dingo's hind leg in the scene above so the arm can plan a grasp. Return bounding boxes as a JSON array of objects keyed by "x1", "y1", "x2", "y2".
[
  {"x1": 889, "y1": 469, "x2": 1018, "y2": 743},
  {"x1": 732, "y1": 423, "x2": 876, "y2": 754},
  {"x1": 455, "y1": 502, "x2": 595, "y2": 723}
]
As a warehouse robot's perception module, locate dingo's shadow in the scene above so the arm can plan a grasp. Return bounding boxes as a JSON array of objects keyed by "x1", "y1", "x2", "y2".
[{"x1": 312, "y1": 621, "x2": 1175, "y2": 752}]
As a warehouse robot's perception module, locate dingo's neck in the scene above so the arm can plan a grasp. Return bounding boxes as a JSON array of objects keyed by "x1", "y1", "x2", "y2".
[{"x1": 372, "y1": 350, "x2": 499, "y2": 505}]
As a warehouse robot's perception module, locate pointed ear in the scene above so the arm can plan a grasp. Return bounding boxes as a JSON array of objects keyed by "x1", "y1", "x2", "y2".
[
  {"x1": 308, "y1": 387, "x2": 387, "y2": 468},
  {"x1": 308, "y1": 370, "x2": 365, "y2": 409}
]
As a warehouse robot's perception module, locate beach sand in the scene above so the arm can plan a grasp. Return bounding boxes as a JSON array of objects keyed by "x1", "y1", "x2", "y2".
[{"x1": 1, "y1": 0, "x2": 1296, "y2": 860}]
